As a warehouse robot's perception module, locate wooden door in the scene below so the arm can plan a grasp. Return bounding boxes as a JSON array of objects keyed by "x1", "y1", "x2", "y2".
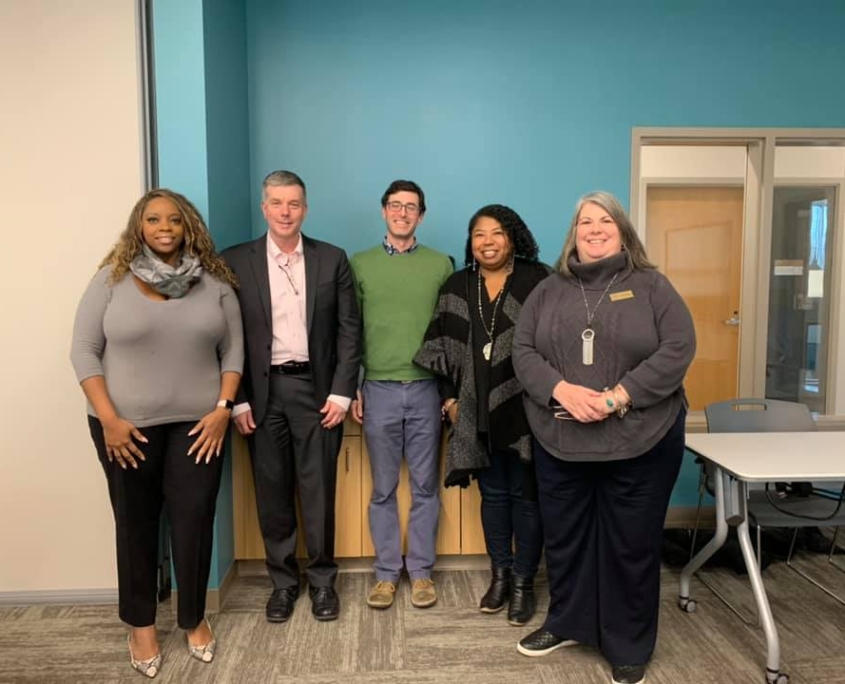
[{"x1": 646, "y1": 186, "x2": 744, "y2": 410}]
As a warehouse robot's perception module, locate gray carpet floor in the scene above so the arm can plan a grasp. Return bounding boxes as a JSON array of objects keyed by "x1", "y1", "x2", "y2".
[{"x1": 2, "y1": 557, "x2": 845, "y2": 683}]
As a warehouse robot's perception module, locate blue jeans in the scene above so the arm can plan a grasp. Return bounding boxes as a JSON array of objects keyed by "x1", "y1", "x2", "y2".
[
  {"x1": 362, "y1": 380, "x2": 441, "y2": 581},
  {"x1": 476, "y1": 449, "x2": 543, "y2": 578}
]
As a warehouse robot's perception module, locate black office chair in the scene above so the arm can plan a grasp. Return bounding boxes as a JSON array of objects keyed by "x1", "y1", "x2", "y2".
[{"x1": 690, "y1": 398, "x2": 845, "y2": 624}]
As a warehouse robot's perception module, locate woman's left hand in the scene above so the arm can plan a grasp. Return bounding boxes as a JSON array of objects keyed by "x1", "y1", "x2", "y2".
[
  {"x1": 188, "y1": 407, "x2": 231, "y2": 464},
  {"x1": 585, "y1": 391, "x2": 620, "y2": 418}
]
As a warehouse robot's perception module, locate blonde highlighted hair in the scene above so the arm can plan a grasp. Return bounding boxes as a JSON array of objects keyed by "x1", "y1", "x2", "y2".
[
  {"x1": 99, "y1": 188, "x2": 237, "y2": 288},
  {"x1": 555, "y1": 191, "x2": 656, "y2": 276}
]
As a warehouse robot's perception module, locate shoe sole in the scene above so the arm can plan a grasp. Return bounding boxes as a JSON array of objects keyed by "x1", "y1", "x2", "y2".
[
  {"x1": 367, "y1": 601, "x2": 394, "y2": 610},
  {"x1": 411, "y1": 599, "x2": 437, "y2": 608},
  {"x1": 313, "y1": 613, "x2": 339, "y2": 622},
  {"x1": 266, "y1": 614, "x2": 291, "y2": 624},
  {"x1": 507, "y1": 617, "x2": 530, "y2": 626},
  {"x1": 611, "y1": 676, "x2": 644, "y2": 684},
  {"x1": 479, "y1": 604, "x2": 506, "y2": 614},
  {"x1": 517, "y1": 638, "x2": 577, "y2": 657}
]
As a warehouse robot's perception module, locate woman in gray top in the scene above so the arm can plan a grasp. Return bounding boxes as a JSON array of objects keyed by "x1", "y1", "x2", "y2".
[
  {"x1": 70, "y1": 189, "x2": 244, "y2": 678},
  {"x1": 512, "y1": 192, "x2": 695, "y2": 684}
]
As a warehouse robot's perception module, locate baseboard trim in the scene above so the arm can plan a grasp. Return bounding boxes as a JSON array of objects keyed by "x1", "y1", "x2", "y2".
[
  {"x1": 237, "y1": 554, "x2": 501, "y2": 578},
  {"x1": 0, "y1": 588, "x2": 118, "y2": 607}
]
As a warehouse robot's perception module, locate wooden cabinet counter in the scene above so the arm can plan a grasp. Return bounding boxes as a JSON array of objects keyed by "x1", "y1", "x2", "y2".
[{"x1": 232, "y1": 418, "x2": 485, "y2": 560}]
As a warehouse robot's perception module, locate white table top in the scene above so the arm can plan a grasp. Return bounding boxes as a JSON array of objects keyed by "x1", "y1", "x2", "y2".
[{"x1": 685, "y1": 432, "x2": 845, "y2": 482}]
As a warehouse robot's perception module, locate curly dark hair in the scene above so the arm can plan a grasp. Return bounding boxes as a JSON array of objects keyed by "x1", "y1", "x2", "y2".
[
  {"x1": 99, "y1": 188, "x2": 238, "y2": 289},
  {"x1": 463, "y1": 204, "x2": 539, "y2": 267}
]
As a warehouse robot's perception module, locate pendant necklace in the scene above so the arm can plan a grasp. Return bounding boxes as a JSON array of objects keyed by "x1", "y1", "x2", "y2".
[
  {"x1": 577, "y1": 272, "x2": 619, "y2": 365},
  {"x1": 478, "y1": 271, "x2": 506, "y2": 361}
]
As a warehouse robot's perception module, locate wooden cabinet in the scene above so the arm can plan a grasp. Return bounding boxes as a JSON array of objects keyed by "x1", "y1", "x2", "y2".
[
  {"x1": 232, "y1": 418, "x2": 485, "y2": 560},
  {"x1": 359, "y1": 433, "x2": 462, "y2": 556},
  {"x1": 232, "y1": 421, "x2": 366, "y2": 559}
]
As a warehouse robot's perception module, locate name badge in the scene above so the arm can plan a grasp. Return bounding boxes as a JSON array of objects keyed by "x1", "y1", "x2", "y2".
[{"x1": 610, "y1": 290, "x2": 634, "y2": 302}]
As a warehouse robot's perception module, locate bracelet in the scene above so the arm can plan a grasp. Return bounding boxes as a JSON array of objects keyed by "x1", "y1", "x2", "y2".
[{"x1": 611, "y1": 388, "x2": 630, "y2": 418}]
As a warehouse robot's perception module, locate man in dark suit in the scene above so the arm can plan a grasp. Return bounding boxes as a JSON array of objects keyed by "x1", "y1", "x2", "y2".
[{"x1": 223, "y1": 170, "x2": 361, "y2": 622}]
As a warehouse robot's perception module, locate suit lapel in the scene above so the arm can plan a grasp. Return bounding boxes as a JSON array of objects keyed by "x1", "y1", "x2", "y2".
[
  {"x1": 249, "y1": 235, "x2": 273, "y2": 333},
  {"x1": 303, "y1": 234, "x2": 318, "y2": 335}
]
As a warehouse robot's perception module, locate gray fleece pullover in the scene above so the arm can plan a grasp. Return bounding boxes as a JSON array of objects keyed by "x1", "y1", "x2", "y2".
[
  {"x1": 513, "y1": 251, "x2": 695, "y2": 462},
  {"x1": 70, "y1": 266, "x2": 244, "y2": 427}
]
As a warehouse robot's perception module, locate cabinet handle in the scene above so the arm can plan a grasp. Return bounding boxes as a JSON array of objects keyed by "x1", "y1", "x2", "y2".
[{"x1": 345, "y1": 446, "x2": 350, "y2": 472}]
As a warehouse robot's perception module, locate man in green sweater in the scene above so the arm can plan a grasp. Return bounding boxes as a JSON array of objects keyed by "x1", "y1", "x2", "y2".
[{"x1": 350, "y1": 180, "x2": 453, "y2": 610}]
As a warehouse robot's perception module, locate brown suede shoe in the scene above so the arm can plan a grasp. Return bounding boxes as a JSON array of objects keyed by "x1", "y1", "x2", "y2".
[
  {"x1": 411, "y1": 578, "x2": 437, "y2": 608},
  {"x1": 367, "y1": 581, "x2": 397, "y2": 609}
]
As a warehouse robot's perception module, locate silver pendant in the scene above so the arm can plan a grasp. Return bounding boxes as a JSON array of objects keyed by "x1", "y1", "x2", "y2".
[
  {"x1": 582, "y1": 328, "x2": 595, "y2": 365},
  {"x1": 483, "y1": 341, "x2": 492, "y2": 361}
]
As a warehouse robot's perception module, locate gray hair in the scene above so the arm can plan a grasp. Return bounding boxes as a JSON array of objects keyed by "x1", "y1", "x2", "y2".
[
  {"x1": 555, "y1": 190, "x2": 656, "y2": 275},
  {"x1": 262, "y1": 170, "x2": 307, "y2": 202}
]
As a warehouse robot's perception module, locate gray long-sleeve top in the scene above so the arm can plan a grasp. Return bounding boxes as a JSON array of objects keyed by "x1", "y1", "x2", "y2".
[
  {"x1": 70, "y1": 266, "x2": 244, "y2": 427},
  {"x1": 512, "y1": 251, "x2": 696, "y2": 462}
]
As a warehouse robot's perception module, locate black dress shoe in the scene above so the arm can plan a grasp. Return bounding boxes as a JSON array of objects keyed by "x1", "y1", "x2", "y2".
[
  {"x1": 309, "y1": 586, "x2": 340, "y2": 621},
  {"x1": 266, "y1": 586, "x2": 299, "y2": 623}
]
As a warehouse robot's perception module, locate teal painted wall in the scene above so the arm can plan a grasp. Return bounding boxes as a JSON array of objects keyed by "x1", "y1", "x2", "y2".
[
  {"x1": 153, "y1": 0, "x2": 251, "y2": 588},
  {"x1": 244, "y1": 0, "x2": 845, "y2": 261},
  {"x1": 152, "y1": 0, "x2": 845, "y2": 521},
  {"x1": 203, "y1": 0, "x2": 252, "y2": 585},
  {"x1": 153, "y1": 0, "x2": 208, "y2": 213},
  {"x1": 242, "y1": 0, "x2": 845, "y2": 506}
]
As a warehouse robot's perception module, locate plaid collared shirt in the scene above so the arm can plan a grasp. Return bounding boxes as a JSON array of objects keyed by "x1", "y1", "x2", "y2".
[{"x1": 382, "y1": 236, "x2": 419, "y2": 256}]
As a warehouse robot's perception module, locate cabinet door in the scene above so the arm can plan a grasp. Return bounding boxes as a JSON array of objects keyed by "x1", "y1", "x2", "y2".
[
  {"x1": 360, "y1": 431, "x2": 461, "y2": 556},
  {"x1": 232, "y1": 420, "x2": 363, "y2": 560},
  {"x1": 460, "y1": 480, "x2": 487, "y2": 554},
  {"x1": 232, "y1": 432, "x2": 266, "y2": 559},
  {"x1": 295, "y1": 436, "x2": 362, "y2": 558}
]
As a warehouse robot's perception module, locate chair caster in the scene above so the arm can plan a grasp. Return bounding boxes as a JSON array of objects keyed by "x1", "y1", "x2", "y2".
[
  {"x1": 766, "y1": 670, "x2": 788, "y2": 684},
  {"x1": 678, "y1": 596, "x2": 697, "y2": 613}
]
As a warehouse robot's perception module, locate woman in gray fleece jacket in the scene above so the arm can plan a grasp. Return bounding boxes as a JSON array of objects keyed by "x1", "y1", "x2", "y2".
[
  {"x1": 71, "y1": 189, "x2": 243, "y2": 678},
  {"x1": 511, "y1": 191, "x2": 695, "y2": 684}
]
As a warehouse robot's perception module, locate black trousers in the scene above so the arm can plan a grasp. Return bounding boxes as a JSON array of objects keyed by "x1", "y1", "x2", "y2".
[
  {"x1": 250, "y1": 373, "x2": 342, "y2": 590},
  {"x1": 534, "y1": 408, "x2": 685, "y2": 667},
  {"x1": 89, "y1": 416, "x2": 223, "y2": 629}
]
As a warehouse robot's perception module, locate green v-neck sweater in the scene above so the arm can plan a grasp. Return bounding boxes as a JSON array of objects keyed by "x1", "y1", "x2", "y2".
[{"x1": 350, "y1": 245, "x2": 453, "y2": 381}]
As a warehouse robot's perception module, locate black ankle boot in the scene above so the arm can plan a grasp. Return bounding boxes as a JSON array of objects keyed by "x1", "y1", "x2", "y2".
[
  {"x1": 479, "y1": 566, "x2": 511, "y2": 613},
  {"x1": 508, "y1": 574, "x2": 536, "y2": 625}
]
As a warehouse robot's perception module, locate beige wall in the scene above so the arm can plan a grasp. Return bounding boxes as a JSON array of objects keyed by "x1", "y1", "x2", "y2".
[{"x1": 0, "y1": 1, "x2": 144, "y2": 595}]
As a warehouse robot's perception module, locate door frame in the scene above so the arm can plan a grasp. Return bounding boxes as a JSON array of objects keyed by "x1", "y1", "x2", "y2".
[{"x1": 630, "y1": 128, "x2": 845, "y2": 415}]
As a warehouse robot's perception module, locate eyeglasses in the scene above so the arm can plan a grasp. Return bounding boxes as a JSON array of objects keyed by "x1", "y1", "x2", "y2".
[{"x1": 385, "y1": 201, "x2": 420, "y2": 215}]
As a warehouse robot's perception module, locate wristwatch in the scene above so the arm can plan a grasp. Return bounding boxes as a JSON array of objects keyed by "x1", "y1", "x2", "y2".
[{"x1": 217, "y1": 399, "x2": 235, "y2": 411}]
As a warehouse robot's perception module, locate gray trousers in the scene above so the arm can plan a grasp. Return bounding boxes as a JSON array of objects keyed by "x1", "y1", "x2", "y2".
[
  {"x1": 250, "y1": 372, "x2": 342, "y2": 590},
  {"x1": 362, "y1": 379, "x2": 441, "y2": 581}
]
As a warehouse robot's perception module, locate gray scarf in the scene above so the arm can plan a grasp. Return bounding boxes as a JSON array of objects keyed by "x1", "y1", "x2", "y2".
[{"x1": 129, "y1": 245, "x2": 203, "y2": 299}]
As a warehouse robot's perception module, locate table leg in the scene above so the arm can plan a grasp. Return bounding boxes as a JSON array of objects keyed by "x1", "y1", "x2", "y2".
[
  {"x1": 734, "y1": 480, "x2": 788, "y2": 684},
  {"x1": 679, "y1": 467, "x2": 729, "y2": 612}
]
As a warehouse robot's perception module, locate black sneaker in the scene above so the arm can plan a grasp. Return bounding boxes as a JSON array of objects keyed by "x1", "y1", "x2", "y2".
[
  {"x1": 516, "y1": 628, "x2": 576, "y2": 657},
  {"x1": 611, "y1": 665, "x2": 646, "y2": 684}
]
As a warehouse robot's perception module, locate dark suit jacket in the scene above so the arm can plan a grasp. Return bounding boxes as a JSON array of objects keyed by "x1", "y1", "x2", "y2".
[{"x1": 222, "y1": 233, "x2": 361, "y2": 425}]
